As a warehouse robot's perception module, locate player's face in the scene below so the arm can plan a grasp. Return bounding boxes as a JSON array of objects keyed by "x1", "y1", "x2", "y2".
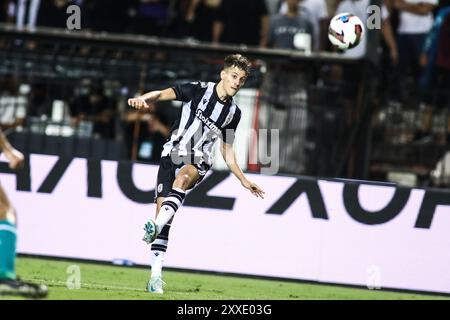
[{"x1": 221, "y1": 67, "x2": 247, "y2": 97}]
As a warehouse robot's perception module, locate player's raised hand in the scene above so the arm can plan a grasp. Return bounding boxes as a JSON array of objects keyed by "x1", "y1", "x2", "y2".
[
  {"x1": 241, "y1": 179, "x2": 265, "y2": 199},
  {"x1": 128, "y1": 97, "x2": 151, "y2": 110}
]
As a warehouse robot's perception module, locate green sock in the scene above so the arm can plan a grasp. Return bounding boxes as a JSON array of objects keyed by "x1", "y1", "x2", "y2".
[{"x1": 0, "y1": 220, "x2": 17, "y2": 280}]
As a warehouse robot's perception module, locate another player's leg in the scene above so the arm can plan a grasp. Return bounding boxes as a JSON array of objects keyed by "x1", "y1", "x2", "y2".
[
  {"x1": 0, "y1": 186, "x2": 48, "y2": 298},
  {"x1": 0, "y1": 187, "x2": 16, "y2": 282}
]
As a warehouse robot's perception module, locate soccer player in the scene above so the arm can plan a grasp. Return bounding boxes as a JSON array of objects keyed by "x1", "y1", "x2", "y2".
[
  {"x1": 128, "y1": 54, "x2": 265, "y2": 294},
  {"x1": 0, "y1": 129, "x2": 48, "y2": 298}
]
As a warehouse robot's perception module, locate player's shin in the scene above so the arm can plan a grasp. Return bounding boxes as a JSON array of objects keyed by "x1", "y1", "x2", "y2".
[{"x1": 155, "y1": 188, "x2": 185, "y2": 233}]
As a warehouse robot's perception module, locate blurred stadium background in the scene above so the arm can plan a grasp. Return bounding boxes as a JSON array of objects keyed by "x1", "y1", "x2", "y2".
[{"x1": 1, "y1": 0, "x2": 450, "y2": 299}]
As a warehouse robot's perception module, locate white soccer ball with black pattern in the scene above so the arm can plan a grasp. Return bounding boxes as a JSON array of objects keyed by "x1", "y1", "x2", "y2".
[{"x1": 328, "y1": 13, "x2": 364, "y2": 50}]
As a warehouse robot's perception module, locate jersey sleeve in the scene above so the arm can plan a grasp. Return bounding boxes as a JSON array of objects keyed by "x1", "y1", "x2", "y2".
[
  {"x1": 220, "y1": 108, "x2": 241, "y2": 145},
  {"x1": 172, "y1": 81, "x2": 203, "y2": 102}
]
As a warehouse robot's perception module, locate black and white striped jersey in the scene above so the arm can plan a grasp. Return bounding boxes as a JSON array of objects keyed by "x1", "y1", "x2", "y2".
[{"x1": 161, "y1": 81, "x2": 241, "y2": 166}]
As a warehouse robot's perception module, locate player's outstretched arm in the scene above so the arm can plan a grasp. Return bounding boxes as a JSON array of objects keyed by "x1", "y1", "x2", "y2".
[
  {"x1": 128, "y1": 88, "x2": 177, "y2": 111},
  {"x1": 220, "y1": 141, "x2": 265, "y2": 199},
  {"x1": 393, "y1": 0, "x2": 435, "y2": 15},
  {"x1": 0, "y1": 129, "x2": 24, "y2": 171}
]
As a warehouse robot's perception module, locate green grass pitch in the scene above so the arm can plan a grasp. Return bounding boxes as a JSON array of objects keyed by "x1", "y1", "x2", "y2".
[{"x1": 2, "y1": 257, "x2": 448, "y2": 300}]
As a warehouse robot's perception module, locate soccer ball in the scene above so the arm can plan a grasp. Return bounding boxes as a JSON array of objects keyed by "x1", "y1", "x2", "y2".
[{"x1": 328, "y1": 13, "x2": 364, "y2": 50}]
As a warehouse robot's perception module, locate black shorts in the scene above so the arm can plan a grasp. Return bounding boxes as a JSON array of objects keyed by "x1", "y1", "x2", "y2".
[{"x1": 154, "y1": 155, "x2": 210, "y2": 202}]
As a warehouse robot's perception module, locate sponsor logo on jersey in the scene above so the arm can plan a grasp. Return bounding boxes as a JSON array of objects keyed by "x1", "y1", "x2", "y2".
[{"x1": 195, "y1": 109, "x2": 222, "y2": 136}]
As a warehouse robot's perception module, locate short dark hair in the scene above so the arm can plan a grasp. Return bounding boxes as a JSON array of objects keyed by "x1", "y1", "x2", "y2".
[{"x1": 223, "y1": 54, "x2": 251, "y2": 76}]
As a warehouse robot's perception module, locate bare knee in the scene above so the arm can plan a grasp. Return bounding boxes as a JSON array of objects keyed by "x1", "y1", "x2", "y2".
[{"x1": 173, "y1": 174, "x2": 191, "y2": 190}]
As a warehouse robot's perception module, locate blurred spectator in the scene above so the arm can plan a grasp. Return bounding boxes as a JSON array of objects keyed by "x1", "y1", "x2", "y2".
[
  {"x1": 122, "y1": 101, "x2": 175, "y2": 162},
  {"x1": 268, "y1": 0, "x2": 314, "y2": 51},
  {"x1": 420, "y1": 1, "x2": 450, "y2": 94},
  {"x1": 146, "y1": 107, "x2": 171, "y2": 139},
  {"x1": 185, "y1": 0, "x2": 221, "y2": 41},
  {"x1": 279, "y1": 0, "x2": 329, "y2": 51},
  {"x1": 0, "y1": 0, "x2": 43, "y2": 28},
  {"x1": 69, "y1": 84, "x2": 116, "y2": 139},
  {"x1": 434, "y1": 11, "x2": 450, "y2": 82},
  {"x1": 0, "y1": 76, "x2": 27, "y2": 131},
  {"x1": 0, "y1": 1, "x2": 15, "y2": 24},
  {"x1": 129, "y1": 0, "x2": 171, "y2": 37},
  {"x1": 260, "y1": 66, "x2": 310, "y2": 174},
  {"x1": 15, "y1": 0, "x2": 40, "y2": 29},
  {"x1": 139, "y1": 106, "x2": 171, "y2": 162},
  {"x1": 261, "y1": 0, "x2": 312, "y2": 175},
  {"x1": 213, "y1": 0, "x2": 269, "y2": 47},
  {"x1": 393, "y1": 0, "x2": 438, "y2": 103},
  {"x1": 418, "y1": 1, "x2": 450, "y2": 144},
  {"x1": 166, "y1": 0, "x2": 191, "y2": 38}
]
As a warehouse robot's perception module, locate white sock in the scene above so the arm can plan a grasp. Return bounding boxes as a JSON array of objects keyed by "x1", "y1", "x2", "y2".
[
  {"x1": 155, "y1": 207, "x2": 174, "y2": 234},
  {"x1": 150, "y1": 251, "x2": 164, "y2": 278}
]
